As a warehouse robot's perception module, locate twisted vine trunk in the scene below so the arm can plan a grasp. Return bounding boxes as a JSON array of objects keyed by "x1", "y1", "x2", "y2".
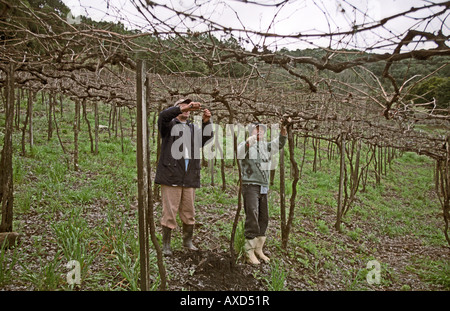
[
  {"x1": 335, "y1": 134, "x2": 346, "y2": 233},
  {"x1": 281, "y1": 125, "x2": 299, "y2": 249},
  {"x1": 279, "y1": 147, "x2": 286, "y2": 245},
  {"x1": 436, "y1": 136, "x2": 450, "y2": 246},
  {"x1": 73, "y1": 99, "x2": 80, "y2": 171},
  {"x1": 21, "y1": 90, "x2": 33, "y2": 156},
  {"x1": 0, "y1": 64, "x2": 15, "y2": 233}
]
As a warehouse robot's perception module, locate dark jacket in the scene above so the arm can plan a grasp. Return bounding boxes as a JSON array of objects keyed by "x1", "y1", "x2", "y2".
[{"x1": 155, "y1": 106, "x2": 213, "y2": 188}]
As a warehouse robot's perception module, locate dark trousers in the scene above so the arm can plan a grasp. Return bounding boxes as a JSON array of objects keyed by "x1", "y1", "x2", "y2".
[{"x1": 242, "y1": 184, "x2": 269, "y2": 239}]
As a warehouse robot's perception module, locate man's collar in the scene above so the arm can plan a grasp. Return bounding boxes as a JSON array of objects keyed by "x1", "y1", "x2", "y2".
[{"x1": 174, "y1": 117, "x2": 191, "y2": 124}]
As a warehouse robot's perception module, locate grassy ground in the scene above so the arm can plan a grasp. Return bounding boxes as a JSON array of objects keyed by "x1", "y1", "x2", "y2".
[{"x1": 0, "y1": 96, "x2": 448, "y2": 291}]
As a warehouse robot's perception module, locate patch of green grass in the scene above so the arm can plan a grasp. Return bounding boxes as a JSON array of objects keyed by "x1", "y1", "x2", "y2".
[
  {"x1": 355, "y1": 152, "x2": 444, "y2": 245},
  {"x1": 20, "y1": 252, "x2": 65, "y2": 290},
  {"x1": 233, "y1": 220, "x2": 246, "y2": 263},
  {"x1": 196, "y1": 184, "x2": 237, "y2": 206},
  {"x1": 15, "y1": 190, "x2": 34, "y2": 214},
  {"x1": 315, "y1": 219, "x2": 330, "y2": 235},
  {"x1": 265, "y1": 258, "x2": 288, "y2": 291},
  {"x1": 407, "y1": 257, "x2": 450, "y2": 290},
  {"x1": 51, "y1": 208, "x2": 100, "y2": 281},
  {"x1": 346, "y1": 227, "x2": 363, "y2": 241},
  {"x1": 0, "y1": 243, "x2": 20, "y2": 286}
]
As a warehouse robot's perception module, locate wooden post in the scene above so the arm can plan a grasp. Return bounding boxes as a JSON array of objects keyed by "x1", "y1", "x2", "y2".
[
  {"x1": 145, "y1": 73, "x2": 167, "y2": 291},
  {"x1": 445, "y1": 136, "x2": 450, "y2": 246},
  {"x1": 136, "y1": 60, "x2": 151, "y2": 291},
  {"x1": 0, "y1": 64, "x2": 15, "y2": 233}
]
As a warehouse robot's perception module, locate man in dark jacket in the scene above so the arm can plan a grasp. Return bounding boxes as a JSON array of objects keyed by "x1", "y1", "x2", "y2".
[{"x1": 155, "y1": 98, "x2": 213, "y2": 256}]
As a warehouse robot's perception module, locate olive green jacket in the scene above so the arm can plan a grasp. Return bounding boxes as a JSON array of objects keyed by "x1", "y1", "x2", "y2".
[{"x1": 237, "y1": 135, "x2": 287, "y2": 187}]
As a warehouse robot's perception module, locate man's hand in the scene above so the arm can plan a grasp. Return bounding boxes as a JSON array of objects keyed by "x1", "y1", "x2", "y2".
[
  {"x1": 202, "y1": 108, "x2": 211, "y2": 123},
  {"x1": 180, "y1": 102, "x2": 202, "y2": 112},
  {"x1": 280, "y1": 117, "x2": 291, "y2": 136},
  {"x1": 247, "y1": 135, "x2": 257, "y2": 146}
]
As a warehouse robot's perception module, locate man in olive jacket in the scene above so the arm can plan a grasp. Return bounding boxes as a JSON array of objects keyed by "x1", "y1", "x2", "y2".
[
  {"x1": 155, "y1": 98, "x2": 213, "y2": 256},
  {"x1": 237, "y1": 122, "x2": 287, "y2": 264}
]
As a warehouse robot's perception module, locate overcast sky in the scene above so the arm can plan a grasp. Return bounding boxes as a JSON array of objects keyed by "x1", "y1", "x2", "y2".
[{"x1": 63, "y1": 0, "x2": 449, "y2": 52}]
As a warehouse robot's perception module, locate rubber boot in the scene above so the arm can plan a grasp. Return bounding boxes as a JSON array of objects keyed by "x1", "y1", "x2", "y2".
[
  {"x1": 162, "y1": 226, "x2": 173, "y2": 256},
  {"x1": 244, "y1": 238, "x2": 260, "y2": 265},
  {"x1": 182, "y1": 223, "x2": 198, "y2": 251},
  {"x1": 255, "y1": 236, "x2": 270, "y2": 263}
]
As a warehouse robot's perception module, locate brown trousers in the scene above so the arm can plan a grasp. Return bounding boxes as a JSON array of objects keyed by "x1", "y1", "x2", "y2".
[{"x1": 160, "y1": 184, "x2": 195, "y2": 229}]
